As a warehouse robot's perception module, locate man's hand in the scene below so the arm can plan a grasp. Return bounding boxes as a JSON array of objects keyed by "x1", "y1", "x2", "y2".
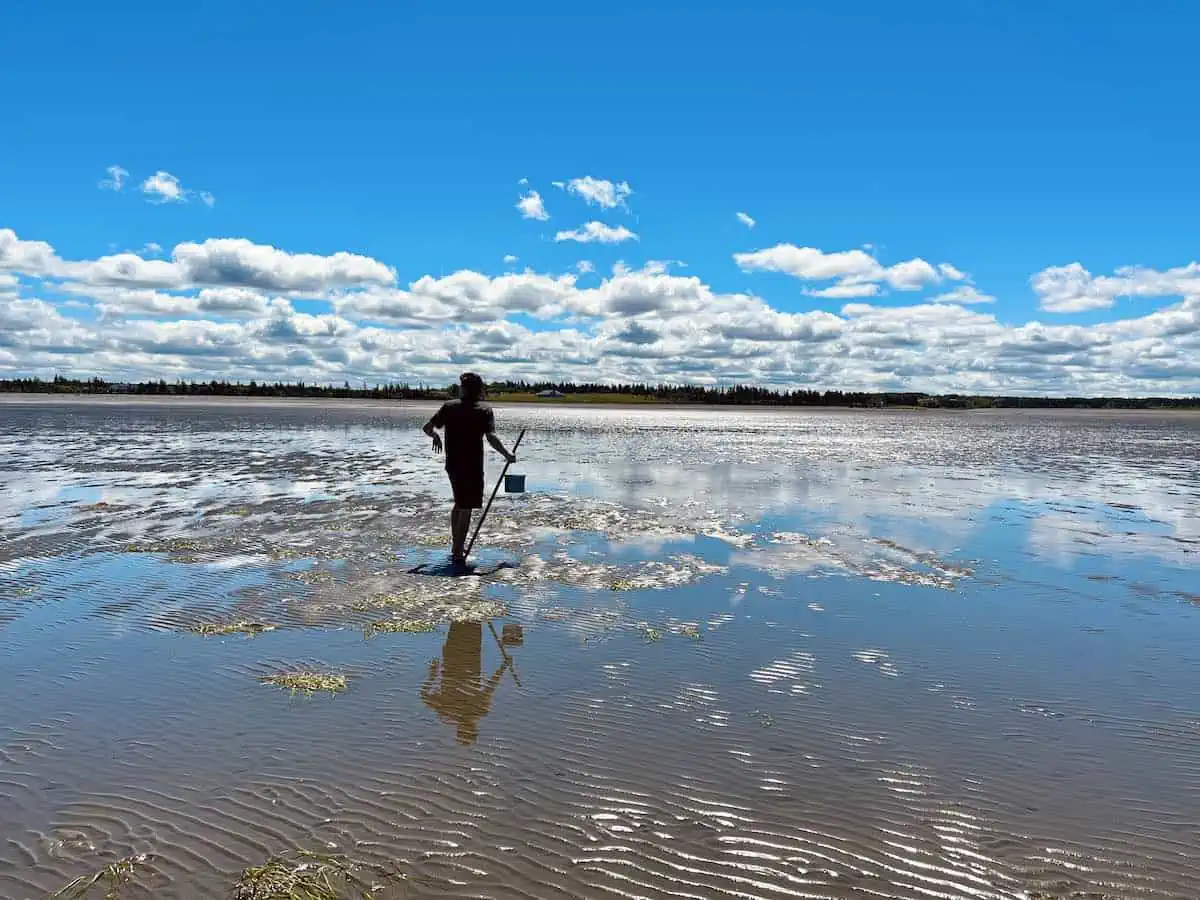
[
  {"x1": 431, "y1": 432, "x2": 443, "y2": 455},
  {"x1": 504, "y1": 451, "x2": 517, "y2": 465}
]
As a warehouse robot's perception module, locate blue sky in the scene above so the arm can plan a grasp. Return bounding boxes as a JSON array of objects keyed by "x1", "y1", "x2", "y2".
[{"x1": 2, "y1": 0, "x2": 1198, "y2": 394}]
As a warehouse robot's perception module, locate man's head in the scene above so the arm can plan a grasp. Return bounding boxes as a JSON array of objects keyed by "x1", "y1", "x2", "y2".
[{"x1": 459, "y1": 371, "x2": 485, "y2": 403}]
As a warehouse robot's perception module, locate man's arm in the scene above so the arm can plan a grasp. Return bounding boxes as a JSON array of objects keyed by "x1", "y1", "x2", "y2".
[
  {"x1": 423, "y1": 406, "x2": 445, "y2": 454},
  {"x1": 482, "y1": 408, "x2": 515, "y2": 463},
  {"x1": 486, "y1": 432, "x2": 516, "y2": 464}
]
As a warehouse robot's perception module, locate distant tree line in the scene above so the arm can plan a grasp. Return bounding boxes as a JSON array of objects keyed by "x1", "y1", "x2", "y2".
[
  {"x1": 1, "y1": 375, "x2": 1198, "y2": 409},
  {"x1": 0, "y1": 375, "x2": 443, "y2": 400}
]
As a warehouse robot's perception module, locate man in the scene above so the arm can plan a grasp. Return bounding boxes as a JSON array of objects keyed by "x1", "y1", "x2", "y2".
[{"x1": 423, "y1": 372, "x2": 516, "y2": 564}]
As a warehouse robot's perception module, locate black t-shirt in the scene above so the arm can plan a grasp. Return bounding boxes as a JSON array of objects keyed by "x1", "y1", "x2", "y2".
[{"x1": 430, "y1": 400, "x2": 495, "y2": 474}]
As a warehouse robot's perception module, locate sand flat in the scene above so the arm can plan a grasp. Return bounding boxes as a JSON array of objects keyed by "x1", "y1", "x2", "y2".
[{"x1": 1, "y1": 400, "x2": 1197, "y2": 898}]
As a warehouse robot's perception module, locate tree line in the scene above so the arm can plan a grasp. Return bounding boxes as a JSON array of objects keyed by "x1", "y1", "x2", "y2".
[{"x1": 1, "y1": 375, "x2": 1197, "y2": 409}]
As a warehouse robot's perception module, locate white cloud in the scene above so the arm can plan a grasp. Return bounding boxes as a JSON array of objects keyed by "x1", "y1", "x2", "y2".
[
  {"x1": 554, "y1": 222, "x2": 638, "y2": 244},
  {"x1": 1032, "y1": 261, "x2": 1200, "y2": 313},
  {"x1": 735, "y1": 243, "x2": 963, "y2": 298},
  {"x1": 576, "y1": 260, "x2": 595, "y2": 274},
  {"x1": 503, "y1": 254, "x2": 519, "y2": 265},
  {"x1": 516, "y1": 190, "x2": 549, "y2": 221},
  {"x1": 168, "y1": 238, "x2": 395, "y2": 293},
  {"x1": 885, "y1": 258, "x2": 940, "y2": 291},
  {"x1": 99, "y1": 165, "x2": 129, "y2": 192},
  {"x1": 931, "y1": 285, "x2": 996, "y2": 305},
  {"x1": 735, "y1": 245, "x2": 884, "y2": 281},
  {"x1": 517, "y1": 177, "x2": 529, "y2": 186},
  {"x1": 0, "y1": 229, "x2": 64, "y2": 277},
  {"x1": 138, "y1": 171, "x2": 214, "y2": 206},
  {"x1": 551, "y1": 181, "x2": 565, "y2": 190},
  {"x1": 567, "y1": 177, "x2": 632, "y2": 210},
  {"x1": 806, "y1": 282, "x2": 883, "y2": 299},
  {"x1": 3, "y1": 222, "x2": 1200, "y2": 398},
  {"x1": 736, "y1": 212, "x2": 756, "y2": 229},
  {"x1": 140, "y1": 242, "x2": 164, "y2": 257},
  {"x1": 1, "y1": 228, "x2": 395, "y2": 294},
  {"x1": 142, "y1": 171, "x2": 187, "y2": 203}
]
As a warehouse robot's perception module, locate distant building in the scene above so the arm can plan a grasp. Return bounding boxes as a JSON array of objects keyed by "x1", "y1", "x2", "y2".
[{"x1": 536, "y1": 389, "x2": 565, "y2": 398}]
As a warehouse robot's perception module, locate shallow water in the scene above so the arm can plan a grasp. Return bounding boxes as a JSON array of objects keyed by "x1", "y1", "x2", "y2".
[{"x1": 1, "y1": 397, "x2": 1197, "y2": 899}]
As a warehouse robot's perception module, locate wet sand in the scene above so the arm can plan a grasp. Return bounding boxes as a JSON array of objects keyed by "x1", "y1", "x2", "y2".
[{"x1": 1, "y1": 399, "x2": 1197, "y2": 898}]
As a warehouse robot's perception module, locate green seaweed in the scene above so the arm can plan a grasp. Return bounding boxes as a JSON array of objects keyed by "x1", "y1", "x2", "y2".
[
  {"x1": 364, "y1": 619, "x2": 437, "y2": 638},
  {"x1": 121, "y1": 537, "x2": 203, "y2": 554},
  {"x1": 190, "y1": 621, "x2": 277, "y2": 637},
  {"x1": 640, "y1": 625, "x2": 662, "y2": 642},
  {"x1": 51, "y1": 854, "x2": 150, "y2": 899},
  {"x1": 260, "y1": 671, "x2": 348, "y2": 695},
  {"x1": 233, "y1": 850, "x2": 396, "y2": 899}
]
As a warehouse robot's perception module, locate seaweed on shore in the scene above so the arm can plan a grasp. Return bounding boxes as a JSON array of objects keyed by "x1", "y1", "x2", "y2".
[
  {"x1": 233, "y1": 849, "x2": 398, "y2": 899},
  {"x1": 363, "y1": 619, "x2": 437, "y2": 638},
  {"x1": 190, "y1": 621, "x2": 277, "y2": 637},
  {"x1": 50, "y1": 854, "x2": 151, "y2": 899},
  {"x1": 260, "y1": 671, "x2": 348, "y2": 695}
]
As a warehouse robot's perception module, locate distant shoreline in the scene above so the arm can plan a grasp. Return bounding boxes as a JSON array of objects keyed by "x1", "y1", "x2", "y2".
[
  {"x1": 3, "y1": 393, "x2": 1199, "y2": 417},
  {"x1": 3, "y1": 378, "x2": 1197, "y2": 411}
]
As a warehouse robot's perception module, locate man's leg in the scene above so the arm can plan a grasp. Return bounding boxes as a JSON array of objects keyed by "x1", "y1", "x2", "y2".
[{"x1": 451, "y1": 506, "x2": 472, "y2": 559}]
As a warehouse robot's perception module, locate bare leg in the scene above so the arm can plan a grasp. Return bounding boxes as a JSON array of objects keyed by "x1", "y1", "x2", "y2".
[{"x1": 451, "y1": 506, "x2": 472, "y2": 559}]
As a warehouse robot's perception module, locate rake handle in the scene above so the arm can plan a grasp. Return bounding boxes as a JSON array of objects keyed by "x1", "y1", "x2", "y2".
[{"x1": 465, "y1": 427, "x2": 526, "y2": 559}]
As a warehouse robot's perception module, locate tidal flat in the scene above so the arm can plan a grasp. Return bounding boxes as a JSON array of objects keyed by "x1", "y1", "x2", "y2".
[{"x1": 1, "y1": 396, "x2": 1197, "y2": 898}]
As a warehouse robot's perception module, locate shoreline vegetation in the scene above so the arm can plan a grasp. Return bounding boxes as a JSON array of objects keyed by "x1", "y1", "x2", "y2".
[{"x1": 1, "y1": 375, "x2": 1197, "y2": 410}]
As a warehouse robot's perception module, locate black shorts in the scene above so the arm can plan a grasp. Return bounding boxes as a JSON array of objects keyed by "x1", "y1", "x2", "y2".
[{"x1": 447, "y1": 467, "x2": 484, "y2": 509}]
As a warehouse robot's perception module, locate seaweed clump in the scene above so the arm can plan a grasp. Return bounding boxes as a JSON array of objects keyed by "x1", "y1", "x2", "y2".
[
  {"x1": 233, "y1": 850, "x2": 397, "y2": 899},
  {"x1": 190, "y1": 621, "x2": 277, "y2": 637},
  {"x1": 363, "y1": 619, "x2": 437, "y2": 638},
  {"x1": 260, "y1": 671, "x2": 348, "y2": 695},
  {"x1": 51, "y1": 854, "x2": 151, "y2": 899}
]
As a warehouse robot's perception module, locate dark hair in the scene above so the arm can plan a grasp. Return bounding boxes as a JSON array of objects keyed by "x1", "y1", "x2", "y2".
[{"x1": 459, "y1": 372, "x2": 484, "y2": 402}]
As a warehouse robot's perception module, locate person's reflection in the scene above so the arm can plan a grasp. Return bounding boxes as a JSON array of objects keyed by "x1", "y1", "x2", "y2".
[{"x1": 421, "y1": 621, "x2": 514, "y2": 745}]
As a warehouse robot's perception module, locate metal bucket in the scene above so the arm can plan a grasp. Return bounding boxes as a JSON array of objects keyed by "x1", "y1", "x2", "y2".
[{"x1": 504, "y1": 473, "x2": 526, "y2": 494}]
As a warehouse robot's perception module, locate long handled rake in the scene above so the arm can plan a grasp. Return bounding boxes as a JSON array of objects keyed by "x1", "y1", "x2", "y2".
[{"x1": 464, "y1": 427, "x2": 526, "y2": 560}]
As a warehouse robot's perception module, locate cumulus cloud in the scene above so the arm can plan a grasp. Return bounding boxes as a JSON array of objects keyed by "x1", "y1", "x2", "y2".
[
  {"x1": 735, "y1": 243, "x2": 967, "y2": 299},
  {"x1": 0, "y1": 229, "x2": 64, "y2": 277},
  {"x1": 566, "y1": 177, "x2": 632, "y2": 210},
  {"x1": 3, "y1": 224, "x2": 1199, "y2": 397},
  {"x1": 142, "y1": 171, "x2": 187, "y2": 203},
  {"x1": 736, "y1": 212, "x2": 756, "y2": 229},
  {"x1": 576, "y1": 260, "x2": 595, "y2": 274},
  {"x1": 554, "y1": 222, "x2": 638, "y2": 244},
  {"x1": 1032, "y1": 261, "x2": 1200, "y2": 313},
  {"x1": 167, "y1": 239, "x2": 395, "y2": 293},
  {"x1": 139, "y1": 170, "x2": 214, "y2": 206},
  {"x1": 99, "y1": 165, "x2": 129, "y2": 192},
  {"x1": 516, "y1": 190, "x2": 549, "y2": 221},
  {"x1": 931, "y1": 285, "x2": 995, "y2": 305},
  {"x1": 503, "y1": 254, "x2": 519, "y2": 265},
  {"x1": 1, "y1": 228, "x2": 395, "y2": 294}
]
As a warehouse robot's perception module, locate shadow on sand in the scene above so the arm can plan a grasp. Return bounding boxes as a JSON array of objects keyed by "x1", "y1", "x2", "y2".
[{"x1": 407, "y1": 560, "x2": 517, "y2": 578}]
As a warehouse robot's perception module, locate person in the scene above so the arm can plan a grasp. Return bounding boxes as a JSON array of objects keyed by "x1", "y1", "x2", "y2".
[{"x1": 423, "y1": 372, "x2": 516, "y2": 564}]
